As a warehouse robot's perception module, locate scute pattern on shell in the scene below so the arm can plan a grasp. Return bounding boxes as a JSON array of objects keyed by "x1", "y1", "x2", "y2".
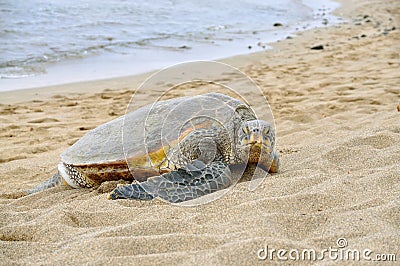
[{"x1": 61, "y1": 93, "x2": 256, "y2": 182}]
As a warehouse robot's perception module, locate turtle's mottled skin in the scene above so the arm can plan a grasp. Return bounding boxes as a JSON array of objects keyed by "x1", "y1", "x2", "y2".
[{"x1": 28, "y1": 93, "x2": 279, "y2": 203}]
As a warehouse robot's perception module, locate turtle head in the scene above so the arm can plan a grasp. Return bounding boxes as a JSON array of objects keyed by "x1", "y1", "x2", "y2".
[{"x1": 237, "y1": 120, "x2": 275, "y2": 164}]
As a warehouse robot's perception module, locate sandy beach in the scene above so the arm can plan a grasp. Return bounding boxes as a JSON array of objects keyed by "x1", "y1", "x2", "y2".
[{"x1": 1, "y1": 0, "x2": 399, "y2": 264}]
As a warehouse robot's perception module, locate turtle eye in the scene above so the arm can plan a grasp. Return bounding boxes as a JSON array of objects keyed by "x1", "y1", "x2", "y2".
[
  {"x1": 242, "y1": 126, "x2": 250, "y2": 135},
  {"x1": 263, "y1": 126, "x2": 270, "y2": 136}
]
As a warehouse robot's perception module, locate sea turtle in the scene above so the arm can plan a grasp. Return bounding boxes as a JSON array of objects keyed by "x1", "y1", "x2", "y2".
[{"x1": 28, "y1": 93, "x2": 279, "y2": 203}]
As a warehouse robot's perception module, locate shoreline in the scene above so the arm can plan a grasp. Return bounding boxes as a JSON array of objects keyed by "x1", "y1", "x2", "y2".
[
  {"x1": 0, "y1": 0, "x2": 399, "y2": 264},
  {"x1": 0, "y1": 0, "x2": 342, "y2": 96}
]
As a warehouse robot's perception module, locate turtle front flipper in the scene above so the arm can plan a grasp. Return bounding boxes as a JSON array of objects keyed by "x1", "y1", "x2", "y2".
[
  {"x1": 269, "y1": 151, "x2": 280, "y2": 173},
  {"x1": 108, "y1": 160, "x2": 232, "y2": 203},
  {"x1": 27, "y1": 172, "x2": 65, "y2": 194}
]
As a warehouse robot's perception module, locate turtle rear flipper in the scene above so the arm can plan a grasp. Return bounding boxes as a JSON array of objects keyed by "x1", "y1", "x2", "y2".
[
  {"x1": 27, "y1": 172, "x2": 65, "y2": 194},
  {"x1": 108, "y1": 160, "x2": 232, "y2": 203}
]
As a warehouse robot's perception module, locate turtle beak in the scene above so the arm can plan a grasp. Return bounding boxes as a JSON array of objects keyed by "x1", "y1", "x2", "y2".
[{"x1": 248, "y1": 132, "x2": 263, "y2": 145}]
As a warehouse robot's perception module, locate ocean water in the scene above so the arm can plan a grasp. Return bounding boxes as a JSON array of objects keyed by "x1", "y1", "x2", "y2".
[{"x1": 0, "y1": 0, "x2": 341, "y2": 91}]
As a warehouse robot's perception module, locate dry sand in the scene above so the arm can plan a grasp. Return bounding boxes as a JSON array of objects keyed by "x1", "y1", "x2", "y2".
[{"x1": 1, "y1": 0, "x2": 399, "y2": 265}]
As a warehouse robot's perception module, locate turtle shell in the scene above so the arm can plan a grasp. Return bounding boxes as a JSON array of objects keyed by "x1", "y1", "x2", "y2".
[{"x1": 61, "y1": 93, "x2": 256, "y2": 183}]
